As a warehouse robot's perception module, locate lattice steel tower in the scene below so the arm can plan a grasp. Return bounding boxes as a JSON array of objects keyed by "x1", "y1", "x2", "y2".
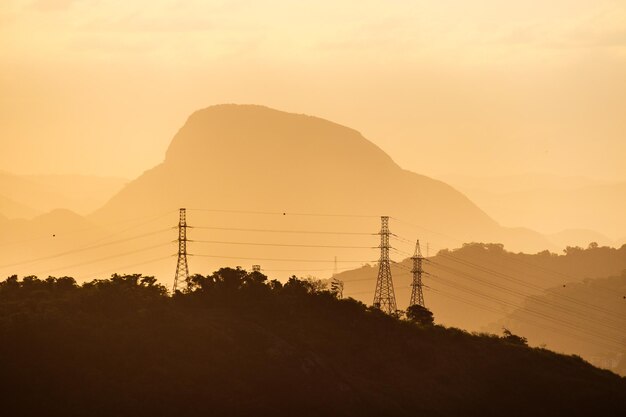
[
  {"x1": 373, "y1": 216, "x2": 397, "y2": 314},
  {"x1": 173, "y1": 208, "x2": 189, "y2": 292},
  {"x1": 330, "y1": 256, "x2": 344, "y2": 299},
  {"x1": 409, "y1": 239, "x2": 425, "y2": 308}
]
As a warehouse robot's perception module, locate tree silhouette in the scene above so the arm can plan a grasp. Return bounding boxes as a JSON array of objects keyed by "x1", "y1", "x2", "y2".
[
  {"x1": 406, "y1": 304, "x2": 434, "y2": 326},
  {"x1": 502, "y1": 328, "x2": 528, "y2": 346},
  {"x1": 0, "y1": 271, "x2": 623, "y2": 417}
]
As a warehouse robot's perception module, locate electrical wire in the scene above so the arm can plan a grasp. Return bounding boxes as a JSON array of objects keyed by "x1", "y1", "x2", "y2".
[
  {"x1": 0, "y1": 228, "x2": 172, "y2": 270},
  {"x1": 427, "y1": 286, "x2": 623, "y2": 352},
  {"x1": 190, "y1": 239, "x2": 377, "y2": 249},
  {"x1": 391, "y1": 232, "x2": 624, "y2": 317},
  {"x1": 385, "y1": 261, "x2": 625, "y2": 345},
  {"x1": 32, "y1": 242, "x2": 173, "y2": 276},
  {"x1": 191, "y1": 253, "x2": 375, "y2": 264},
  {"x1": 190, "y1": 225, "x2": 376, "y2": 236},
  {"x1": 187, "y1": 208, "x2": 378, "y2": 218},
  {"x1": 394, "y1": 259, "x2": 625, "y2": 336},
  {"x1": 0, "y1": 209, "x2": 177, "y2": 248},
  {"x1": 81, "y1": 255, "x2": 175, "y2": 280}
]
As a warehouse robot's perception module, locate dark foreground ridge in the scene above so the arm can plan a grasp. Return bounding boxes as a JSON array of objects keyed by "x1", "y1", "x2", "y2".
[{"x1": 1, "y1": 270, "x2": 624, "y2": 417}]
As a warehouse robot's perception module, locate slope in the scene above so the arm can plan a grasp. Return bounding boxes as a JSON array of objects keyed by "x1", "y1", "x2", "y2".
[
  {"x1": 495, "y1": 271, "x2": 626, "y2": 373},
  {"x1": 1, "y1": 272, "x2": 624, "y2": 417},
  {"x1": 335, "y1": 243, "x2": 626, "y2": 369}
]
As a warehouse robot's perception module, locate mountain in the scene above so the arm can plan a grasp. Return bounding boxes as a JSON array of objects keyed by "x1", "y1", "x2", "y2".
[
  {"x1": 0, "y1": 193, "x2": 41, "y2": 219},
  {"x1": 0, "y1": 171, "x2": 127, "y2": 218},
  {"x1": 23, "y1": 174, "x2": 128, "y2": 215},
  {"x1": 440, "y1": 174, "x2": 626, "y2": 242},
  {"x1": 0, "y1": 209, "x2": 115, "y2": 280},
  {"x1": 2, "y1": 273, "x2": 625, "y2": 416},
  {"x1": 494, "y1": 271, "x2": 626, "y2": 375},
  {"x1": 91, "y1": 104, "x2": 552, "y2": 282}
]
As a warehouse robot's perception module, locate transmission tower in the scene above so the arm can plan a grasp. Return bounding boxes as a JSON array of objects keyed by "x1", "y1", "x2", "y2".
[
  {"x1": 330, "y1": 256, "x2": 344, "y2": 298},
  {"x1": 173, "y1": 208, "x2": 189, "y2": 293},
  {"x1": 409, "y1": 239, "x2": 426, "y2": 308},
  {"x1": 373, "y1": 216, "x2": 397, "y2": 314}
]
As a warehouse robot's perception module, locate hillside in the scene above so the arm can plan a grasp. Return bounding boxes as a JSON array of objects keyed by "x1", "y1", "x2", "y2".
[
  {"x1": 495, "y1": 271, "x2": 626, "y2": 372},
  {"x1": 1, "y1": 271, "x2": 624, "y2": 417},
  {"x1": 335, "y1": 243, "x2": 626, "y2": 369}
]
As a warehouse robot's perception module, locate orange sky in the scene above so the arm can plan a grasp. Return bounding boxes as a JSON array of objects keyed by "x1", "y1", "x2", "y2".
[{"x1": 1, "y1": 0, "x2": 625, "y2": 181}]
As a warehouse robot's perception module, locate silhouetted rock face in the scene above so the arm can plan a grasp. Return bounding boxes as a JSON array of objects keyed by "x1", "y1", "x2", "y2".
[
  {"x1": 165, "y1": 104, "x2": 399, "y2": 175},
  {"x1": 93, "y1": 104, "x2": 551, "y2": 252}
]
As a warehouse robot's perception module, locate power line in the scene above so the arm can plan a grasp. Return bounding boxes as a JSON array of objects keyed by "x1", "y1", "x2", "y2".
[
  {"x1": 187, "y1": 208, "x2": 378, "y2": 218},
  {"x1": 190, "y1": 240, "x2": 376, "y2": 249},
  {"x1": 32, "y1": 242, "x2": 173, "y2": 277},
  {"x1": 81, "y1": 255, "x2": 174, "y2": 280},
  {"x1": 422, "y1": 260, "x2": 626, "y2": 335},
  {"x1": 433, "y1": 253, "x2": 624, "y2": 319},
  {"x1": 192, "y1": 253, "x2": 375, "y2": 264},
  {"x1": 391, "y1": 233, "x2": 624, "y2": 317},
  {"x1": 340, "y1": 267, "x2": 623, "y2": 351},
  {"x1": 390, "y1": 217, "x2": 464, "y2": 245},
  {"x1": 0, "y1": 228, "x2": 172, "y2": 270},
  {"x1": 428, "y1": 286, "x2": 623, "y2": 352},
  {"x1": 389, "y1": 261, "x2": 625, "y2": 346},
  {"x1": 0, "y1": 209, "x2": 177, "y2": 248},
  {"x1": 426, "y1": 269, "x2": 624, "y2": 347},
  {"x1": 391, "y1": 219, "x2": 623, "y2": 296},
  {"x1": 190, "y1": 225, "x2": 375, "y2": 236},
  {"x1": 260, "y1": 266, "x2": 360, "y2": 273}
]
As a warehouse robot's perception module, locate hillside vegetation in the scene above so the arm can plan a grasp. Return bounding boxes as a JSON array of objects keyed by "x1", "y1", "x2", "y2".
[
  {"x1": 339, "y1": 243, "x2": 626, "y2": 345},
  {"x1": 1, "y1": 269, "x2": 624, "y2": 417}
]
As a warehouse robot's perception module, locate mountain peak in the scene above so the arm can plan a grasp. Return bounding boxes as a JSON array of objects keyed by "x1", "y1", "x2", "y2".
[{"x1": 164, "y1": 104, "x2": 398, "y2": 173}]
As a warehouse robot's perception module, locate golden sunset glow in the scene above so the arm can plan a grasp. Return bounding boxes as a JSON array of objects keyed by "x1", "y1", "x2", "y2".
[
  {"x1": 2, "y1": 0, "x2": 625, "y2": 180},
  {"x1": 1, "y1": 3, "x2": 625, "y2": 411}
]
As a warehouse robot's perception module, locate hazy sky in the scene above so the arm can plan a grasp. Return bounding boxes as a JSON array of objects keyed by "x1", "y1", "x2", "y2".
[{"x1": 1, "y1": 0, "x2": 625, "y2": 181}]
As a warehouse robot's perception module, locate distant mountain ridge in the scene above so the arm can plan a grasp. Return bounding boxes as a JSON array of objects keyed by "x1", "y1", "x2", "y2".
[
  {"x1": 93, "y1": 104, "x2": 552, "y2": 259},
  {"x1": 441, "y1": 173, "x2": 626, "y2": 243},
  {"x1": 0, "y1": 171, "x2": 127, "y2": 219}
]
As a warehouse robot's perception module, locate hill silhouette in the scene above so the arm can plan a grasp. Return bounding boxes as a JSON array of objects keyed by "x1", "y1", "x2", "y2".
[
  {"x1": 336, "y1": 242, "x2": 626, "y2": 370},
  {"x1": 442, "y1": 174, "x2": 626, "y2": 243},
  {"x1": 0, "y1": 209, "x2": 122, "y2": 280},
  {"x1": 0, "y1": 171, "x2": 126, "y2": 219},
  {"x1": 92, "y1": 104, "x2": 552, "y2": 258},
  {"x1": 0, "y1": 193, "x2": 41, "y2": 219},
  {"x1": 495, "y1": 270, "x2": 626, "y2": 373},
  {"x1": 1, "y1": 271, "x2": 624, "y2": 417}
]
